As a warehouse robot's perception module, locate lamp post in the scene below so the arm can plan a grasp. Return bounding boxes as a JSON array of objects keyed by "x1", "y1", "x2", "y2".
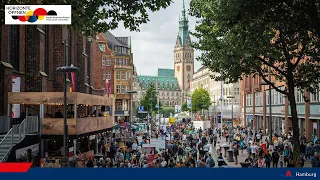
[
  {"x1": 56, "y1": 50, "x2": 79, "y2": 167},
  {"x1": 149, "y1": 98, "x2": 156, "y2": 136},
  {"x1": 126, "y1": 91, "x2": 137, "y2": 136},
  {"x1": 260, "y1": 81, "x2": 272, "y2": 144},
  {"x1": 211, "y1": 101, "x2": 216, "y2": 126},
  {"x1": 227, "y1": 96, "x2": 235, "y2": 133}
]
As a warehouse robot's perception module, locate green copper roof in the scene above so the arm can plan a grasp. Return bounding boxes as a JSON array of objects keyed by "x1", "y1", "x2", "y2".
[
  {"x1": 178, "y1": 0, "x2": 189, "y2": 46},
  {"x1": 137, "y1": 75, "x2": 180, "y2": 91},
  {"x1": 158, "y1": 68, "x2": 174, "y2": 77}
]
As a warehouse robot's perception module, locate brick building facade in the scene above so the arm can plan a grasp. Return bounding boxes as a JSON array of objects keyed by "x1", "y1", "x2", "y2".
[
  {"x1": 0, "y1": 25, "x2": 111, "y2": 118},
  {"x1": 241, "y1": 74, "x2": 320, "y2": 141}
]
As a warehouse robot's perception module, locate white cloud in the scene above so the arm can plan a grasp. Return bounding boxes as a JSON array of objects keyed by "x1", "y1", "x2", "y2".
[{"x1": 111, "y1": 0, "x2": 202, "y2": 76}]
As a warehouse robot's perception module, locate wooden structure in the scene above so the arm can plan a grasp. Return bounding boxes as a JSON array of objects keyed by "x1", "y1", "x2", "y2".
[{"x1": 8, "y1": 92, "x2": 114, "y2": 135}]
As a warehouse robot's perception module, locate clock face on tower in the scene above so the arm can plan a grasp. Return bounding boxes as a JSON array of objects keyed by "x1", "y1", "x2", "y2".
[
  {"x1": 186, "y1": 65, "x2": 191, "y2": 72},
  {"x1": 177, "y1": 66, "x2": 180, "y2": 71}
]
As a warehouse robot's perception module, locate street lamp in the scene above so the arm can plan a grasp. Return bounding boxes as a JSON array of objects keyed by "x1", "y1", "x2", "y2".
[
  {"x1": 56, "y1": 62, "x2": 79, "y2": 167},
  {"x1": 126, "y1": 91, "x2": 137, "y2": 136},
  {"x1": 148, "y1": 98, "x2": 156, "y2": 136},
  {"x1": 260, "y1": 81, "x2": 272, "y2": 144},
  {"x1": 227, "y1": 96, "x2": 235, "y2": 132}
]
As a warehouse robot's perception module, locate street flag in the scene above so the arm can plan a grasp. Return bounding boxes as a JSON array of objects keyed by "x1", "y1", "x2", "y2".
[
  {"x1": 219, "y1": 80, "x2": 223, "y2": 101},
  {"x1": 186, "y1": 97, "x2": 192, "y2": 109},
  {"x1": 71, "y1": 72, "x2": 75, "y2": 92},
  {"x1": 106, "y1": 79, "x2": 110, "y2": 97}
]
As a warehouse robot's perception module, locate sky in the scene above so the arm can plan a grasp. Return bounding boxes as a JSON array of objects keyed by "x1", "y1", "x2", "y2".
[{"x1": 111, "y1": 0, "x2": 201, "y2": 76}]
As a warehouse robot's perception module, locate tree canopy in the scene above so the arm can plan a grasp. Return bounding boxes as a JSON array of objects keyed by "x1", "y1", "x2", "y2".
[
  {"x1": 191, "y1": 87, "x2": 211, "y2": 112},
  {"x1": 1, "y1": 0, "x2": 172, "y2": 36},
  {"x1": 189, "y1": 0, "x2": 320, "y2": 167},
  {"x1": 181, "y1": 102, "x2": 190, "y2": 112},
  {"x1": 139, "y1": 84, "x2": 160, "y2": 113}
]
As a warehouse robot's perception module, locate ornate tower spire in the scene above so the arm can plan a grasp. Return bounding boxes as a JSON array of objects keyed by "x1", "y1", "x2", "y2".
[
  {"x1": 178, "y1": 0, "x2": 189, "y2": 47},
  {"x1": 182, "y1": 0, "x2": 186, "y2": 21}
]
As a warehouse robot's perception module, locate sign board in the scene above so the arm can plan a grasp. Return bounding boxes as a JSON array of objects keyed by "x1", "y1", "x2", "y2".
[
  {"x1": 175, "y1": 105, "x2": 181, "y2": 113},
  {"x1": 138, "y1": 111, "x2": 147, "y2": 114},
  {"x1": 124, "y1": 111, "x2": 129, "y2": 116},
  {"x1": 12, "y1": 76, "x2": 20, "y2": 118},
  {"x1": 150, "y1": 139, "x2": 166, "y2": 151},
  {"x1": 138, "y1": 106, "x2": 144, "y2": 112},
  {"x1": 169, "y1": 118, "x2": 176, "y2": 123}
]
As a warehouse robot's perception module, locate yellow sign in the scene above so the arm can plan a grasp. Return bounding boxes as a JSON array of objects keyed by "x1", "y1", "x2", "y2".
[{"x1": 169, "y1": 118, "x2": 176, "y2": 123}]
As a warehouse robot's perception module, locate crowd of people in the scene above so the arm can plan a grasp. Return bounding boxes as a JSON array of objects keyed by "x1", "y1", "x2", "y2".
[{"x1": 84, "y1": 120, "x2": 320, "y2": 168}]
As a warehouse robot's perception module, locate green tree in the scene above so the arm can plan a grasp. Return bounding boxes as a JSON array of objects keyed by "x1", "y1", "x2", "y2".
[
  {"x1": 1, "y1": 0, "x2": 172, "y2": 36},
  {"x1": 181, "y1": 102, "x2": 190, "y2": 112},
  {"x1": 139, "y1": 84, "x2": 160, "y2": 113},
  {"x1": 191, "y1": 87, "x2": 211, "y2": 113},
  {"x1": 190, "y1": 0, "x2": 320, "y2": 167},
  {"x1": 160, "y1": 107, "x2": 175, "y2": 118}
]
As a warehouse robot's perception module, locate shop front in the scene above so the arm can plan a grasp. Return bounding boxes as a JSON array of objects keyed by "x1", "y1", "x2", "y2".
[{"x1": 8, "y1": 92, "x2": 114, "y2": 165}]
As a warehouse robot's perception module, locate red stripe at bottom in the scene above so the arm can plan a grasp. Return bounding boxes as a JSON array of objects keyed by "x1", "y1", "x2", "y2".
[{"x1": 0, "y1": 163, "x2": 32, "y2": 173}]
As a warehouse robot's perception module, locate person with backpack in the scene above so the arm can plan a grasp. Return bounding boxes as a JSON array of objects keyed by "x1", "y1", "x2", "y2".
[
  {"x1": 205, "y1": 153, "x2": 215, "y2": 168},
  {"x1": 264, "y1": 149, "x2": 272, "y2": 168},
  {"x1": 272, "y1": 149, "x2": 280, "y2": 167}
]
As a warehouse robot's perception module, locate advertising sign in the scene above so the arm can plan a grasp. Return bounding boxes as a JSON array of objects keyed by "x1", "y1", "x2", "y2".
[{"x1": 12, "y1": 76, "x2": 21, "y2": 118}]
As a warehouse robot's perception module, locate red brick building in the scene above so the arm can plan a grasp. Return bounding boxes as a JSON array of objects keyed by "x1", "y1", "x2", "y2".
[
  {"x1": 240, "y1": 74, "x2": 320, "y2": 140},
  {"x1": 0, "y1": 25, "x2": 112, "y2": 118}
]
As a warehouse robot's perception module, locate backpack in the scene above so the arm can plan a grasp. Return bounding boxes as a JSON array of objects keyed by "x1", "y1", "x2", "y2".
[{"x1": 115, "y1": 153, "x2": 121, "y2": 162}]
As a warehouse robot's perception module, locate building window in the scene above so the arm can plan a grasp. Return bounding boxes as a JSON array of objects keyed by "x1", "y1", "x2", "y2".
[
  {"x1": 126, "y1": 72, "x2": 130, "y2": 80},
  {"x1": 274, "y1": 89, "x2": 279, "y2": 105},
  {"x1": 126, "y1": 86, "x2": 129, "y2": 92},
  {"x1": 116, "y1": 71, "x2": 120, "y2": 79},
  {"x1": 279, "y1": 90, "x2": 284, "y2": 104},
  {"x1": 105, "y1": 57, "x2": 111, "y2": 66},
  {"x1": 102, "y1": 57, "x2": 105, "y2": 66},
  {"x1": 116, "y1": 85, "x2": 121, "y2": 94},
  {"x1": 106, "y1": 72, "x2": 111, "y2": 80},
  {"x1": 311, "y1": 90, "x2": 319, "y2": 102},
  {"x1": 121, "y1": 85, "x2": 125, "y2": 93},
  {"x1": 10, "y1": 25, "x2": 20, "y2": 71},
  {"x1": 295, "y1": 87, "x2": 304, "y2": 103},
  {"x1": 121, "y1": 72, "x2": 125, "y2": 80},
  {"x1": 115, "y1": 100, "x2": 122, "y2": 111},
  {"x1": 103, "y1": 74, "x2": 106, "y2": 80}
]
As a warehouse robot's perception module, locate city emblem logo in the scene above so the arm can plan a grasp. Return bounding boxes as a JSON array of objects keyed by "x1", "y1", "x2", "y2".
[
  {"x1": 11, "y1": 8, "x2": 57, "y2": 23},
  {"x1": 286, "y1": 170, "x2": 292, "y2": 177}
]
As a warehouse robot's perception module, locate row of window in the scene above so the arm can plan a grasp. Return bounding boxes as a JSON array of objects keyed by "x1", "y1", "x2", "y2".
[
  {"x1": 223, "y1": 87, "x2": 240, "y2": 96},
  {"x1": 175, "y1": 52, "x2": 192, "y2": 59},
  {"x1": 102, "y1": 56, "x2": 111, "y2": 66},
  {"x1": 161, "y1": 101, "x2": 180, "y2": 106},
  {"x1": 138, "y1": 91, "x2": 180, "y2": 97},
  {"x1": 114, "y1": 46, "x2": 129, "y2": 55},
  {"x1": 105, "y1": 70, "x2": 132, "y2": 80},
  {"x1": 116, "y1": 85, "x2": 130, "y2": 94},
  {"x1": 222, "y1": 99, "x2": 240, "y2": 106},
  {"x1": 246, "y1": 86, "x2": 311, "y2": 106},
  {"x1": 116, "y1": 71, "x2": 131, "y2": 80},
  {"x1": 102, "y1": 57, "x2": 131, "y2": 67},
  {"x1": 115, "y1": 58, "x2": 130, "y2": 66}
]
